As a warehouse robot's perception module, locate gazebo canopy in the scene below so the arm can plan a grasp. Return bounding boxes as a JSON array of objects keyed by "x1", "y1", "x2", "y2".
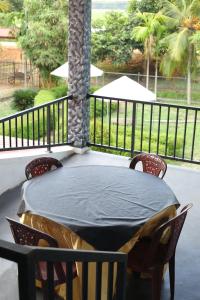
[
  {"x1": 93, "y1": 76, "x2": 156, "y2": 102},
  {"x1": 51, "y1": 62, "x2": 104, "y2": 78}
]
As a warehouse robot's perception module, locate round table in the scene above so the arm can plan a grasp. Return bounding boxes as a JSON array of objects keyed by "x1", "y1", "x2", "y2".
[{"x1": 19, "y1": 165, "x2": 179, "y2": 251}]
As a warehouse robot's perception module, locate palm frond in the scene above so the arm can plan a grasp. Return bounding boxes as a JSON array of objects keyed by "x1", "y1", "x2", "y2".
[
  {"x1": 162, "y1": 0, "x2": 183, "y2": 21},
  {"x1": 169, "y1": 29, "x2": 190, "y2": 61},
  {"x1": 189, "y1": 0, "x2": 200, "y2": 16},
  {"x1": 131, "y1": 26, "x2": 149, "y2": 42},
  {"x1": 0, "y1": 0, "x2": 11, "y2": 12}
]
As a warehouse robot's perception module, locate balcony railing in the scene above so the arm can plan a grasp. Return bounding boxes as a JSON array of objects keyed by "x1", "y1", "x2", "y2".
[
  {"x1": 0, "y1": 95, "x2": 72, "y2": 152},
  {"x1": 0, "y1": 93, "x2": 200, "y2": 164},
  {"x1": 88, "y1": 95, "x2": 200, "y2": 164}
]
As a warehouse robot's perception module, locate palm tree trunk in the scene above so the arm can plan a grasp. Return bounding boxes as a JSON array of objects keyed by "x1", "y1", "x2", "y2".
[
  {"x1": 154, "y1": 59, "x2": 158, "y2": 100},
  {"x1": 187, "y1": 45, "x2": 192, "y2": 105}
]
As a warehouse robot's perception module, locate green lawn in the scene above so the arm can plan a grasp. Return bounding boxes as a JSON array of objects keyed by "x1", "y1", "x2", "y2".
[{"x1": 0, "y1": 99, "x2": 16, "y2": 119}]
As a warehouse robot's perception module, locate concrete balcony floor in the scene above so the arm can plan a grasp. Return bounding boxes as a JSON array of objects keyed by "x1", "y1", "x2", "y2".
[{"x1": 0, "y1": 150, "x2": 199, "y2": 299}]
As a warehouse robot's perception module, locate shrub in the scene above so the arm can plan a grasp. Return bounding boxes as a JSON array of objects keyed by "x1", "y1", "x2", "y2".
[
  {"x1": 12, "y1": 89, "x2": 38, "y2": 111},
  {"x1": 89, "y1": 85, "x2": 101, "y2": 94},
  {"x1": 90, "y1": 120, "x2": 114, "y2": 145},
  {"x1": 51, "y1": 85, "x2": 68, "y2": 98},
  {"x1": 90, "y1": 100, "x2": 118, "y2": 118}
]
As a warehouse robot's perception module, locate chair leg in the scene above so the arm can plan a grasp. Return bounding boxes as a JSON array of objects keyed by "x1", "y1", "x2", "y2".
[
  {"x1": 169, "y1": 254, "x2": 175, "y2": 300},
  {"x1": 152, "y1": 265, "x2": 164, "y2": 300}
]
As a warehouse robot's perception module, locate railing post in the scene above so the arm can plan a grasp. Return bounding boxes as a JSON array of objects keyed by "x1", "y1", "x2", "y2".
[
  {"x1": 47, "y1": 105, "x2": 51, "y2": 152},
  {"x1": 18, "y1": 256, "x2": 36, "y2": 300},
  {"x1": 131, "y1": 102, "x2": 136, "y2": 157}
]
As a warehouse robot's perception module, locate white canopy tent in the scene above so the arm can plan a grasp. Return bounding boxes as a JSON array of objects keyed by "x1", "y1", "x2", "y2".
[
  {"x1": 51, "y1": 62, "x2": 104, "y2": 78},
  {"x1": 92, "y1": 76, "x2": 156, "y2": 123},
  {"x1": 92, "y1": 76, "x2": 156, "y2": 102}
]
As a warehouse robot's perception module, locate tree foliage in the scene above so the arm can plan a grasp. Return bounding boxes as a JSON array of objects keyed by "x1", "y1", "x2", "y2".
[
  {"x1": 9, "y1": 0, "x2": 23, "y2": 11},
  {"x1": 0, "y1": 11, "x2": 21, "y2": 26},
  {"x1": 0, "y1": 0, "x2": 11, "y2": 12},
  {"x1": 128, "y1": 0, "x2": 163, "y2": 15},
  {"x1": 137, "y1": 0, "x2": 163, "y2": 13},
  {"x1": 91, "y1": 11, "x2": 139, "y2": 65},
  {"x1": 132, "y1": 11, "x2": 168, "y2": 88},
  {"x1": 19, "y1": 0, "x2": 68, "y2": 86},
  {"x1": 160, "y1": 0, "x2": 200, "y2": 103},
  {"x1": 161, "y1": 0, "x2": 200, "y2": 72}
]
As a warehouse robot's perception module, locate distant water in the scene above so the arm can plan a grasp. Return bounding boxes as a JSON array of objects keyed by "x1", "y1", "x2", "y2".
[{"x1": 92, "y1": 1, "x2": 128, "y2": 10}]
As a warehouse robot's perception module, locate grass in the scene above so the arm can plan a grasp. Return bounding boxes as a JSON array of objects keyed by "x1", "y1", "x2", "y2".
[
  {"x1": 34, "y1": 90, "x2": 55, "y2": 106},
  {"x1": 157, "y1": 91, "x2": 200, "y2": 104},
  {"x1": 0, "y1": 99, "x2": 16, "y2": 118}
]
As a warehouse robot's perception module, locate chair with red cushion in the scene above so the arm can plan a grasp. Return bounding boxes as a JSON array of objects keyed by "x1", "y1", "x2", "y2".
[
  {"x1": 127, "y1": 204, "x2": 192, "y2": 300},
  {"x1": 6, "y1": 217, "x2": 77, "y2": 298},
  {"x1": 25, "y1": 157, "x2": 63, "y2": 180},
  {"x1": 129, "y1": 153, "x2": 167, "y2": 179}
]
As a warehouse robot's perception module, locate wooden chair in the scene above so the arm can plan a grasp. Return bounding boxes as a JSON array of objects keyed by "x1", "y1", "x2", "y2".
[
  {"x1": 127, "y1": 204, "x2": 192, "y2": 300},
  {"x1": 129, "y1": 153, "x2": 167, "y2": 179},
  {"x1": 25, "y1": 157, "x2": 63, "y2": 180},
  {"x1": 6, "y1": 217, "x2": 77, "y2": 299}
]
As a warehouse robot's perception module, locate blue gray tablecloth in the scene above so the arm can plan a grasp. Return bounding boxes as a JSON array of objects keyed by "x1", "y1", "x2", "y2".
[{"x1": 18, "y1": 165, "x2": 179, "y2": 251}]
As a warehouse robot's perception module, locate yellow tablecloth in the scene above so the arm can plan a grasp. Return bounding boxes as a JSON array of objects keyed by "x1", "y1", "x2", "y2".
[{"x1": 21, "y1": 205, "x2": 176, "y2": 300}]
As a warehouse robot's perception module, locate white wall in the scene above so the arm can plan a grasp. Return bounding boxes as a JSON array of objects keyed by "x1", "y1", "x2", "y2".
[{"x1": 0, "y1": 146, "x2": 75, "y2": 196}]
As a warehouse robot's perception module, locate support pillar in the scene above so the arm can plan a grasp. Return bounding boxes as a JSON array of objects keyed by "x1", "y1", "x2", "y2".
[{"x1": 68, "y1": 0, "x2": 91, "y2": 147}]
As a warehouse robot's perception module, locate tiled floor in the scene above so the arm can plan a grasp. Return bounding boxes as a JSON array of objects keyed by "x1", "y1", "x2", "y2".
[{"x1": 0, "y1": 150, "x2": 199, "y2": 299}]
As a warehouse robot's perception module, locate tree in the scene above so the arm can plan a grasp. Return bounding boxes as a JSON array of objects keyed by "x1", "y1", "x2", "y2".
[
  {"x1": 160, "y1": 0, "x2": 200, "y2": 104},
  {"x1": 91, "y1": 11, "x2": 136, "y2": 65},
  {"x1": 0, "y1": 0, "x2": 11, "y2": 12},
  {"x1": 132, "y1": 11, "x2": 167, "y2": 89},
  {"x1": 128, "y1": 0, "x2": 163, "y2": 15},
  {"x1": 137, "y1": 0, "x2": 163, "y2": 13},
  {"x1": 153, "y1": 25, "x2": 167, "y2": 98},
  {"x1": 9, "y1": 0, "x2": 23, "y2": 11},
  {"x1": 0, "y1": 11, "x2": 22, "y2": 27},
  {"x1": 19, "y1": 0, "x2": 68, "y2": 87}
]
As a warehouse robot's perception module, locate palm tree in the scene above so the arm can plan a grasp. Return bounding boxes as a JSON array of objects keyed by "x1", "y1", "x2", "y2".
[
  {"x1": 161, "y1": 0, "x2": 200, "y2": 105},
  {"x1": 132, "y1": 11, "x2": 167, "y2": 90},
  {"x1": 0, "y1": 0, "x2": 10, "y2": 12},
  {"x1": 152, "y1": 25, "x2": 167, "y2": 98}
]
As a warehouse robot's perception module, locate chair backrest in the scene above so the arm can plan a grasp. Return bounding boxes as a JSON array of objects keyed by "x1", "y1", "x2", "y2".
[
  {"x1": 6, "y1": 217, "x2": 58, "y2": 247},
  {"x1": 25, "y1": 157, "x2": 63, "y2": 180},
  {"x1": 137, "y1": 204, "x2": 192, "y2": 269},
  {"x1": 129, "y1": 153, "x2": 167, "y2": 178},
  {"x1": 0, "y1": 239, "x2": 127, "y2": 300},
  {"x1": 6, "y1": 217, "x2": 67, "y2": 283}
]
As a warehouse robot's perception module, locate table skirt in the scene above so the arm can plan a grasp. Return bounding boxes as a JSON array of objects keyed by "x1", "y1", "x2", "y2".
[{"x1": 21, "y1": 205, "x2": 176, "y2": 300}]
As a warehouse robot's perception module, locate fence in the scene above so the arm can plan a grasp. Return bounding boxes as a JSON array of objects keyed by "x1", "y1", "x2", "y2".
[
  {"x1": 0, "y1": 61, "x2": 40, "y2": 87},
  {"x1": 0, "y1": 94, "x2": 200, "y2": 164},
  {"x1": 91, "y1": 72, "x2": 200, "y2": 104}
]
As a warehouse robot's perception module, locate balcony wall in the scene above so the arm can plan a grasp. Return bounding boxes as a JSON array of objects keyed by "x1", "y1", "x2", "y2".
[{"x1": 0, "y1": 146, "x2": 75, "y2": 196}]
